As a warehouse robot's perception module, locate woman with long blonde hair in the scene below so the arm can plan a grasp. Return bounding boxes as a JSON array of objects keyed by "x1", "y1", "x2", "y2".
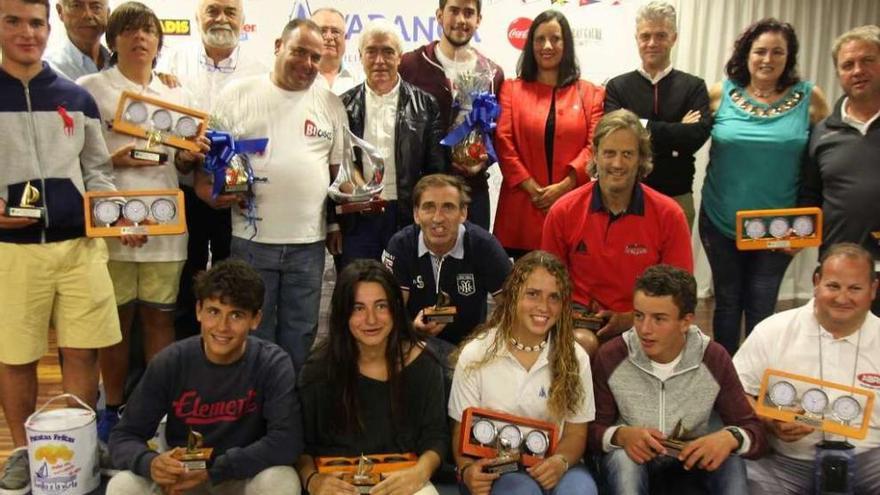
[{"x1": 449, "y1": 251, "x2": 597, "y2": 495}]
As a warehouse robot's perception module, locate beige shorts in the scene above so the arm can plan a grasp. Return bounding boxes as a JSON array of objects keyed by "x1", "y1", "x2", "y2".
[
  {"x1": 107, "y1": 260, "x2": 185, "y2": 308},
  {"x1": 0, "y1": 238, "x2": 121, "y2": 365}
]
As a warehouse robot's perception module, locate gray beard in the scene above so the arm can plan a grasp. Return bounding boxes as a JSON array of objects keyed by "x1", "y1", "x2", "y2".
[{"x1": 203, "y1": 28, "x2": 238, "y2": 50}]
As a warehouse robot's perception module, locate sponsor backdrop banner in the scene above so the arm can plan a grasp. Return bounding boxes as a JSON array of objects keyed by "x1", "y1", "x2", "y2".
[{"x1": 48, "y1": 0, "x2": 649, "y2": 85}]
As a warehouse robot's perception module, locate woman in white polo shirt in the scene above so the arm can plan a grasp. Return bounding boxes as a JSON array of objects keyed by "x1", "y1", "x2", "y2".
[{"x1": 449, "y1": 251, "x2": 598, "y2": 495}]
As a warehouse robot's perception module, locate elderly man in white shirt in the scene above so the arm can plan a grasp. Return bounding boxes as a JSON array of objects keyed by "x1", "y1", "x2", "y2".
[
  {"x1": 310, "y1": 7, "x2": 361, "y2": 95},
  {"x1": 158, "y1": 0, "x2": 268, "y2": 340},
  {"x1": 45, "y1": 0, "x2": 111, "y2": 80}
]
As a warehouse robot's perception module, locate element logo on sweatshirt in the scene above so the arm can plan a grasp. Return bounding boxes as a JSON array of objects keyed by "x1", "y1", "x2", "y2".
[{"x1": 172, "y1": 389, "x2": 259, "y2": 425}]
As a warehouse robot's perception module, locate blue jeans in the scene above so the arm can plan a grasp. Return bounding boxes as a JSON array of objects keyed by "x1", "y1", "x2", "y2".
[
  {"x1": 459, "y1": 464, "x2": 597, "y2": 495},
  {"x1": 602, "y1": 449, "x2": 747, "y2": 495},
  {"x1": 698, "y1": 208, "x2": 792, "y2": 356},
  {"x1": 339, "y1": 201, "x2": 399, "y2": 268},
  {"x1": 230, "y1": 237, "x2": 324, "y2": 370}
]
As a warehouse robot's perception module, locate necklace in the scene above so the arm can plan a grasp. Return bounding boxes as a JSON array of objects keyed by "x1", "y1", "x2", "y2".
[
  {"x1": 748, "y1": 85, "x2": 777, "y2": 99},
  {"x1": 509, "y1": 336, "x2": 548, "y2": 353}
]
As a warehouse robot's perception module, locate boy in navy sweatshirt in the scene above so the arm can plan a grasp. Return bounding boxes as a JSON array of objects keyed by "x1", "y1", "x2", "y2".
[{"x1": 107, "y1": 259, "x2": 303, "y2": 494}]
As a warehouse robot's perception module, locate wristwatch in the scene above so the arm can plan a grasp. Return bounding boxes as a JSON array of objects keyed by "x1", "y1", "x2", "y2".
[{"x1": 725, "y1": 427, "x2": 745, "y2": 451}]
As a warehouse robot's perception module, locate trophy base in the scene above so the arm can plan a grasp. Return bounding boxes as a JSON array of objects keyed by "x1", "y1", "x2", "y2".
[
  {"x1": 335, "y1": 199, "x2": 387, "y2": 215},
  {"x1": 130, "y1": 149, "x2": 168, "y2": 164},
  {"x1": 484, "y1": 457, "x2": 520, "y2": 474},
  {"x1": 172, "y1": 447, "x2": 213, "y2": 471},
  {"x1": 660, "y1": 439, "x2": 686, "y2": 457},
  {"x1": 573, "y1": 312, "x2": 605, "y2": 331},
  {"x1": 223, "y1": 184, "x2": 251, "y2": 194},
  {"x1": 5, "y1": 206, "x2": 44, "y2": 219},
  {"x1": 423, "y1": 306, "x2": 457, "y2": 324},
  {"x1": 341, "y1": 472, "x2": 381, "y2": 493}
]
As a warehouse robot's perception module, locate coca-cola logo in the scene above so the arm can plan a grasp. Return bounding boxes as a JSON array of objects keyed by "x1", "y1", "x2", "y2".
[
  {"x1": 507, "y1": 17, "x2": 532, "y2": 50},
  {"x1": 858, "y1": 373, "x2": 880, "y2": 389}
]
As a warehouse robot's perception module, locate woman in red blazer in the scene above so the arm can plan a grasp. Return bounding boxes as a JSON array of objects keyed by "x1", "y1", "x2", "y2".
[{"x1": 494, "y1": 10, "x2": 604, "y2": 259}]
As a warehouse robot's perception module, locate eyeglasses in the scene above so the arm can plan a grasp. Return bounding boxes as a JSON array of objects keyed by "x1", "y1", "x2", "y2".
[{"x1": 320, "y1": 27, "x2": 344, "y2": 39}]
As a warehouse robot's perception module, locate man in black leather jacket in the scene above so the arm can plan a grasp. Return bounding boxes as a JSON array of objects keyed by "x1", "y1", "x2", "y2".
[{"x1": 339, "y1": 20, "x2": 446, "y2": 267}]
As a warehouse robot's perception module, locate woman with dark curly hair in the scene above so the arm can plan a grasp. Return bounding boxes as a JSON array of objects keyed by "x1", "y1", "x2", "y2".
[
  {"x1": 493, "y1": 10, "x2": 604, "y2": 260},
  {"x1": 700, "y1": 18, "x2": 829, "y2": 356},
  {"x1": 296, "y1": 259, "x2": 448, "y2": 495},
  {"x1": 449, "y1": 251, "x2": 597, "y2": 495}
]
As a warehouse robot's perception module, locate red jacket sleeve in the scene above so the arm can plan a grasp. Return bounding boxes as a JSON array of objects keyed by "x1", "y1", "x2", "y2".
[
  {"x1": 566, "y1": 82, "x2": 605, "y2": 186},
  {"x1": 495, "y1": 80, "x2": 533, "y2": 188},
  {"x1": 704, "y1": 343, "x2": 768, "y2": 459},
  {"x1": 587, "y1": 337, "x2": 627, "y2": 455}
]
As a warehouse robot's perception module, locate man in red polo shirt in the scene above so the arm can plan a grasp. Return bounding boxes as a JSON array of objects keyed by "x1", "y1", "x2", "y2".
[{"x1": 542, "y1": 109, "x2": 693, "y2": 344}]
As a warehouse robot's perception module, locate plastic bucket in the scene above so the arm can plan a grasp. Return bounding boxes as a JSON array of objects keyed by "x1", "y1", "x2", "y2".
[{"x1": 25, "y1": 394, "x2": 99, "y2": 495}]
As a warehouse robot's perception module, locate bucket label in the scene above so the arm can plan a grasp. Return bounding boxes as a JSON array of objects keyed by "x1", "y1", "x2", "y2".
[{"x1": 30, "y1": 440, "x2": 82, "y2": 493}]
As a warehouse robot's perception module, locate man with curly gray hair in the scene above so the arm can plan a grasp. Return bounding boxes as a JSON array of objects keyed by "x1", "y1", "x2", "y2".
[{"x1": 542, "y1": 109, "x2": 693, "y2": 343}]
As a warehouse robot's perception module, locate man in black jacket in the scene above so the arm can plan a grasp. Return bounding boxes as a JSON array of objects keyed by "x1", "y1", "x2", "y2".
[
  {"x1": 339, "y1": 19, "x2": 446, "y2": 267},
  {"x1": 604, "y1": 1, "x2": 711, "y2": 229}
]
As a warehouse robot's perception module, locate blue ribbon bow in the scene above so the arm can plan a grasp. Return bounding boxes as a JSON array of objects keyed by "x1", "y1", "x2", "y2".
[
  {"x1": 440, "y1": 91, "x2": 500, "y2": 165},
  {"x1": 204, "y1": 130, "x2": 269, "y2": 237}
]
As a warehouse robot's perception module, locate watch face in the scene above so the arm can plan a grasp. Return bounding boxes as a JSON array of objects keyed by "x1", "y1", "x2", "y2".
[
  {"x1": 124, "y1": 101, "x2": 148, "y2": 124},
  {"x1": 472, "y1": 419, "x2": 496, "y2": 445},
  {"x1": 525, "y1": 430, "x2": 549, "y2": 456},
  {"x1": 768, "y1": 217, "x2": 790, "y2": 239},
  {"x1": 792, "y1": 216, "x2": 815, "y2": 237},
  {"x1": 150, "y1": 198, "x2": 177, "y2": 222},
  {"x1": 122, "y1": 199, "x2": 148, "y2": 224},
  {"x1": 832, "y1": 395, "x2": 862, "y2": 422},
  {"x1": 745, "y1": 219, "x2": 767, "y2": 239},
  {"x1": 93, "y1": 200, "x2": 120, "y2": 225},
  {"x1": 151, "y1": 109, "x2": 173, "y2": 131},
  {"x1": 769, "y1": 380, "x2": 797, "y2": 407},
  {"x1": 175, "y1": 116, "x2": 198, "y2": 138},
  {"x1": 498, "y1": 424, "x2": 523, "y2": 450},
  {"x1": 801, "y1": 387, "x2": 829, "y2": 415}
]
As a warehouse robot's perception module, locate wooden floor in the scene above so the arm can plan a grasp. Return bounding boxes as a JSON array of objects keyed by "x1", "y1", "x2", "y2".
[
  {"x1": 0, "y1": 332, "x2": 64, "y2": 465},
  {"x1": 0, "y1": 297, "x2": 802, "y2": 466}
]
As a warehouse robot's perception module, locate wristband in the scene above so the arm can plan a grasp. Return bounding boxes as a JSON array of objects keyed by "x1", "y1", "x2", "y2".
[
  {"x1": 456, "y1": 462, "x2": 474, "y2": 482},
  {"x1": 305, "y1": 471, "x2": 319, "y2": 492}
]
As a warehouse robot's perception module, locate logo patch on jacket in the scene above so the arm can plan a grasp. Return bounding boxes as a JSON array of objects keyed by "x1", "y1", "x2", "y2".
[
  {"x1": 304, "y1": 119, "x2": 332, "y2": 141},
  {"x1": 624, "y1": 243, "x2": 648, "y2": 256},
  {"x1": 381, "y1": 250, "x2": 394, "y2": 270},
  {"x1": 457, "y1": 273, "x2": 475, "y2": 296}
]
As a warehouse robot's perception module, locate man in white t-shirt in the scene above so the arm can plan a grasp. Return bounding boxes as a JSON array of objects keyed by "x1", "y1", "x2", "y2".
[
  {"x1": 310, "y1": 7, "x2": 360, "y2": 95},
  {"x1": 734, "y1": 243, "x2": 880, "y2": 495},
  {"x1": 158, "y1": 0, "x2": 268, "y2": 339},
  {"x1": 196, "y1": 18, "x2": 345, "y2": 371}
]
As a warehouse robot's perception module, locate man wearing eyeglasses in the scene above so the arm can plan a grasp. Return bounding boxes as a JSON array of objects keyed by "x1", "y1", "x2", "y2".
[
  {"x1": 44, "y1": 0, "x2": 110, "y2": 80},
  {"x1": 159, "y1": 0, "x2": 268, "y2": 340},
  {"x1": 310, "y1": 7, "x2": 361, "y2": 95}
]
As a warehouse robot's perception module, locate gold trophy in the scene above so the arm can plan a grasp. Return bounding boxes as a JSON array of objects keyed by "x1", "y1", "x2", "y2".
[
  {"x1": 6, "y1": 181, "x2": 45, "y2": 219},
  {"x1": 340, "y1": 454, "x2": 381, "y2": 494},
  {"x1": 423, "y1": 290, "x2": 457, "y2": 324},
  {"x1": 484, "y1": 425, "x2": 522, "y2": 474},
  {"x1": 172, "y1": 427, "x2": 213, "y2": 470},
  {"x1": 659, "y1": 419, "x2": 689, "y2": 457},
  {"x1": 130, "y1": 129, "x2": 169, "y2": 165}
]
